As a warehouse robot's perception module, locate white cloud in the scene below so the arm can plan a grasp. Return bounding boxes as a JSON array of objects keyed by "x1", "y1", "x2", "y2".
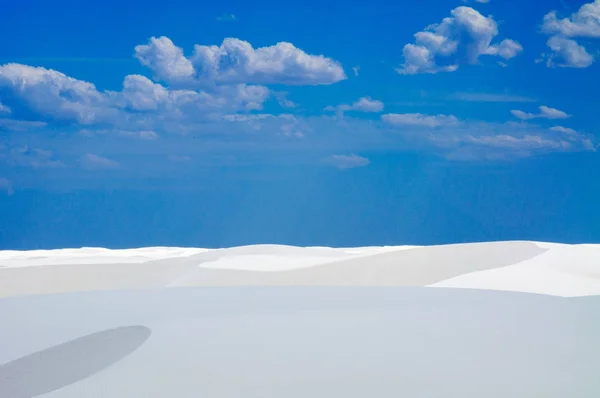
[
  {"x1": 221, "y1": 113, "x2": 310, "y2": 137},
  {"x1": 135, "y1": 36, "x2": 346, "y2": 87},
  {"x1": 79, "y1": 128, "x2": 159, "y2": 140},
  {"x1": 121, "y1": 74, "x2": 269, "y2": 114},
  {"x1": 382, "y1": 113, "x2": 459, "y2": 127},
  {"x1": 549, "y1": 126, "x2": 595, "y2": 149},
  {"x1": 0, "y1": 64, "x2": 270, "y2": 132},
  {"x1": 464, "y1": 134, "x2": 569, "y2": 150},
  {"x1": 540, "y1": 1, "x2": 599, "y2": 68},
  {"x1": 325, "y1": 97, "x2": 384, "y2": 113},
  {"x1": 412, "y1": 120, "x2": 595, "y2": 160},
  {"x1": 397, "y1": 6, "x2": 522, "y2": 74},
  {"x1": 510, "y1": 105, "x2": 570, "y2": 120},
  {"x1": 192, "y1": 38, "x2": 346, "y2": 86},
  {"x1": 81, "y1": 153, "x2": 120, "y2": 170},
  {"x1": 352, "y1": 66, "x2": 360, "y2": 76},
  {"x1": 327, "y1": 154, "x2": 370, "y2": 169},
  {"x1": 544, "y1": 35, "x2": 594, "y2": 68},
  {"x1": 0, "y1": 63, "x2": 117, "y2": 124},
  {"x1": 134, "y1": 37, "x2": 195, "y2": 85},
  {"x1": 550, "y1": 126, "x2": 578, "y2": 135},
  {"x1": 541, "y1": 1, "x2": 600, "y2": 38},
  {"x1": 484, "y1": 39, "x2": 524, "y2": 59}
]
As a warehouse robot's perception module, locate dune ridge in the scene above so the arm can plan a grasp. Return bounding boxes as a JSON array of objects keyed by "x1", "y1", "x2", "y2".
[{"x1": 0, "y1": 241, "x2": 598, "y2": 298}]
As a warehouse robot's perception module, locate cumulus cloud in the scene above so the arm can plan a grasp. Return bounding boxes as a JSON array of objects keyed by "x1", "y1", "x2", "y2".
[
  {"x1": 0, "y1": 63, "x2": 118, "y2": 124},
  {"x1": 543, "y1": 36, "x2": 594, "y2": 68},
  {"x1": 540, "y1": 1, "x2": 599, "y2": 68},
  {"x1": 326, "y1": 154, "x2": 370, "y2": 169},
  {"x1": 382, "y1": 113, "x2": 459, "y2": 127},
  {"x1": 325, "y1": 97, "x2": 384, "y2": 113},
  {"x1": 121, "y1": 74, "x2": 269, "y2": 114},
  {"x1": 134, "y1": 37, "x2": 195, "y2": 85},
  {"x1": 541, "y1": 1, "x2": 600, "y2": 38},
  {"x1": 81, "y1": 153, "x2": 120, "y2": 170},
  {"x1": 510, "y1": 105, "x2": 570, "y2": 120},
  {"x1": 1, "y1": 36, "x2": 344, "y2": 142},
  {"x1": 483, "y1": 39, "x2": 524, "y2": 59},
  {"x1": 0, "y1": 64, "x2": 270, "y2": 134},
  {"x1": 397, "y1": 6, "x2": 522, "y2": 74},
  {"x1": 135, "y1": 36, "x2": 346, "y2": 87}
]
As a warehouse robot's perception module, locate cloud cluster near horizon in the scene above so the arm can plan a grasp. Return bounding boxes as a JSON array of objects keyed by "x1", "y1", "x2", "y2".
[{"x1": 0, "y1": 1, "x2": 598, "y2": 186}]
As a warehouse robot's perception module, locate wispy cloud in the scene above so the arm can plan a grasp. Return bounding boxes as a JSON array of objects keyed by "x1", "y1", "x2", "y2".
[
  {"x1": 216, "y1": 14, "x2": 237, "y2": 22},
  {"x1": 0, "y1": 177, "x2": 14, "y2": 196},
  {"x1": 450, "y1": 92, "x2": 536, "y2": 103},
  {"x1": 382, "y1": 113, "x2": 459, "y2": 127},
  {"x1": 510, "y1": 105, "x2": 570, "y2": 120},
  {"x1": 273, "y1": 92, "x2": 297, "y2": 109},
  {"x1": 0, "y1": 118, "x2": 47, "y2": 132},
  {"x1": 1, "y1": 146, "x2": 65, "y2": 169},
  {"x1": 81, "y1": 154, "x2": 120, "y2": 170},
  {"x1": 0, "y1": 102, "x2": 11, "y2": 114},
  {"x1": 326, "y1": 154, "x2": 370, "y2": 169},
  {"x1": 325, "y1": 97, "x2": 384, "y2": 113}
]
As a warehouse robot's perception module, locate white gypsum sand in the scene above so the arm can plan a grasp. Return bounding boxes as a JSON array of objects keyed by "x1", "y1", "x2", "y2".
[
  {"x1": 1, "y1": 288, "x2": 600, "y2": 398},
  {"x1": 0, "y1": 241, "x2": 598, "y2": 298}
]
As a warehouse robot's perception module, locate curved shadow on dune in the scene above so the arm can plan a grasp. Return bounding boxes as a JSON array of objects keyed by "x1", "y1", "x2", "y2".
[
  {"x1": 171, "y1": 241, "x2": 549, "y2": 287},
  {"x1": 0, "y1": 325, "x2": 151, "y2": 398}
]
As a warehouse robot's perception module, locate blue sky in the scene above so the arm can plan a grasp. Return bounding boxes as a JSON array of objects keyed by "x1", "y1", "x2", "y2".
[{"x1": 1, "y1": 0, "x2": 599, "y2": 249}]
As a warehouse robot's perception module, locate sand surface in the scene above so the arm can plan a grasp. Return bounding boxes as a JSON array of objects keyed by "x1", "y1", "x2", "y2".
[
  {"x1": 2, "y1": 242, "x2": 600, "y2": 397},
  {"x1": 0, "y1": 241, "x2": 599, "y2": 297},
  {"x1": 1, "y1": 287, "x2": 600, "y2": 398}
]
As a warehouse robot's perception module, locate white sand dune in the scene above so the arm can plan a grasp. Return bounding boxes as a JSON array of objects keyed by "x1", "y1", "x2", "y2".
[
  {"x1": 0, "y1": 241, "x2": 598, "y2": 297},
  {"x1": 0, "y1": 247, "x2": 210, "y2": 268},
  {"x1": 429, "y1": 244, "x2": 600, "y2": 297},
  {"x1": 2, "y1": 242, "x2": 600, "y2": 397}
]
